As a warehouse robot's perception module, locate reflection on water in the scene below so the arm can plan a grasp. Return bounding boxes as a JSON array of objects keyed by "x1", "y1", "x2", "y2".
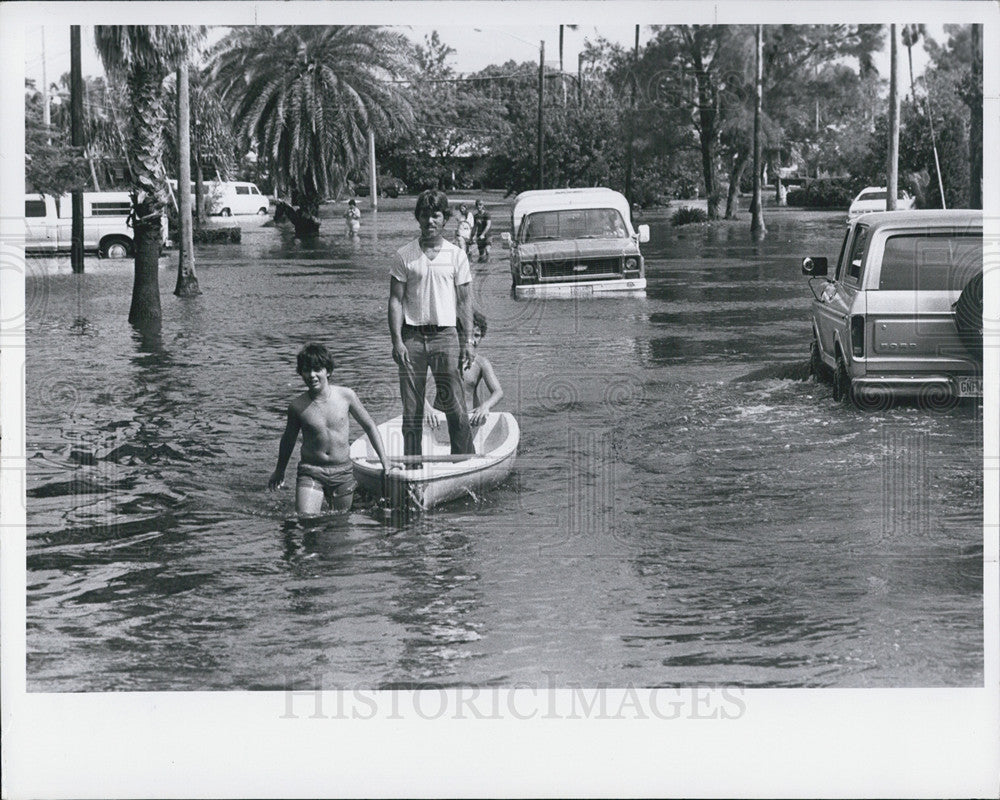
[{"x1": 26, "y1": 207, "x2": 982, "y2": 690}]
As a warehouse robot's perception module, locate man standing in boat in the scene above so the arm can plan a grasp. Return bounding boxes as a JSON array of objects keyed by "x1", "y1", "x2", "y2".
[{"x1": 388, "y1": 189, "x2": 476, "y2": 460}]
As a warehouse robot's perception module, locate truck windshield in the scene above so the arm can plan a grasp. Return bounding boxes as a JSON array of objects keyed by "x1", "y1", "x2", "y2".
[
  {"x1": 520, "y1": 209, "x2": 628, "y2": 242},
  {"x1": 878, "y1": 232, "x2": 982, "y2": 291}
]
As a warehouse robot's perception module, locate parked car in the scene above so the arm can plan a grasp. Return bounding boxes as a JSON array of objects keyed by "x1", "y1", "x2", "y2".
[
  {"x1": 353, "y1": 175, "x2": 407, "y2": 199},
  {"x1": 847, "y1": 186, "x2": 916, "y2": 221},
  {"x1": 501, "y1": 188, "x2": 650, "y2": 298},
  {"x1": 23, "y1": 192, "x2": 167, "y2": 258},
  {"x1": 801, "y1": 209, "x2": 982, "y2": 407}
]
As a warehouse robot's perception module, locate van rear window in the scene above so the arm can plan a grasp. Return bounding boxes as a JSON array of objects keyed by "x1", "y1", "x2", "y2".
[{"x1": 878, "y1": 233, "x2": 982, "y2": 291}]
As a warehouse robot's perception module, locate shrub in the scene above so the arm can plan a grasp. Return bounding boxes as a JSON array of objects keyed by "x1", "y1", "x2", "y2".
[{"x1": 671, "y1": 206, "x2": 708, "y2": 226}]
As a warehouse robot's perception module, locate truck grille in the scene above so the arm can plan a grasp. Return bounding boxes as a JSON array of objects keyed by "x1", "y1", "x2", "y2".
[{"x1": 538, "y1": 256, "x2": 623, "y2": 281}]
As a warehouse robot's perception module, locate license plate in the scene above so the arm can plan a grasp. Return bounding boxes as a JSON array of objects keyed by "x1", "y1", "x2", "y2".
[
  {"x1": 570, "y1": 284, "x2": 593, "y2": 296},
  {"x1": 957, "y1": 377, "x2": 983, "y2": 397}
]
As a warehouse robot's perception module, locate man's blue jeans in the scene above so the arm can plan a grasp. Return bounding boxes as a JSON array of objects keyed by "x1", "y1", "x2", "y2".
[{"x1": 398, "y1": 325, "x2": 475, "y2": 457}]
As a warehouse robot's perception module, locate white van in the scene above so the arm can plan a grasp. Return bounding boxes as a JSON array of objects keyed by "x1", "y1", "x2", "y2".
[
  {"x1": 167, "y1": 179, "x2": 268, "y2": 216},
  {"x1": 501, "y1": 188, "x2": 650, "y2": 297},
  {"x1": 24, "y1": 192, "x2": 166, "y2": 258},
  {"x1": 213, "y1": 181, "x2": 269, "y2": 216}
]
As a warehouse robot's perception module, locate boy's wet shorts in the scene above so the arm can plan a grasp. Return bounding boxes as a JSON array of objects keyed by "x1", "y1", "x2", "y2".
[{"x1": 296, "y1": 462, "x2": 357, "y2": 497}]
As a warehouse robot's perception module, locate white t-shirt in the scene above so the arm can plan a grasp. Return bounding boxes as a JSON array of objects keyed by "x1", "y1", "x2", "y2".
[{"x1": 391, "y1": 238, "x2": 472, "y2": 327}]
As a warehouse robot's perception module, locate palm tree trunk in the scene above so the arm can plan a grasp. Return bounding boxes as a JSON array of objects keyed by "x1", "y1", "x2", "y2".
[
  {"x1": 174, "y1": 62, "x2": 200, "y2": 296},
  {"x1": 886, "y1": 25, "x2": 899, "y2": 211},
  {"x1": 126, "y1": 66, "x2": 167, "y2": 331}
]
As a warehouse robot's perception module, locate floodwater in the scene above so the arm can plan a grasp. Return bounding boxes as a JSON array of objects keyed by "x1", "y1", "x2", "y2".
[{"x1": 25, "y1": 203, "x2": 983, "y2": 690}]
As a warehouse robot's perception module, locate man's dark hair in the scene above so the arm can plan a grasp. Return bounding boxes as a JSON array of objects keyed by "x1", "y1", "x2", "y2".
[
  {"x1": 296, "y1": 343, "x2": 335, "y2": 375},
  {"x1": 414, "y1": 189, "x2": 451, "y2": 221}
]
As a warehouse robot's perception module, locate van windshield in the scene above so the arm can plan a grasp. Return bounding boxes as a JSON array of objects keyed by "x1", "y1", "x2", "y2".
[{"x1": 520, "y1": 209, "x2": 628, "y2": 243}]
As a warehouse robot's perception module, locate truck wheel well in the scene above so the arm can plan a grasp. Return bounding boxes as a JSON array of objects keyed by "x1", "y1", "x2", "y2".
[{"x1": 99, "y1": 235, "x2": 133, "y2": 258}]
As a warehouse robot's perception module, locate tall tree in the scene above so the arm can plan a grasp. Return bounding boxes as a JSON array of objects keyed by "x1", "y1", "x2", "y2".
[
  {"x1": 94, "y1": 25, "x2": 204, "y2": 331},
  {"x1": 174, "y1": 61, "x2": 199, "y2": 297},
  {"x1": 750, "y1": 25, "x2": 765, "y2": 234},
  {"x1": 211, "y1": 26, "x2": 415, "y2": 236},
  {"x1": 966, "y1": 24, "x2": 982, "y2": 209}
]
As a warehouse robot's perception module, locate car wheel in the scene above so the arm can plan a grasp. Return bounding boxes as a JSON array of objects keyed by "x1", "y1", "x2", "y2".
[
  {"x1": 257, "y1": 207, "x2": 268, "y2": 215},
  {"x1": 810, "y1": 339, "x2": 830, "y2": 384},
  {"x1": 220, "y1": 208, "x2": 232, "y2": 217},
  {"x1": 832, "y1": 357, "x2": 851, "y2": 403},
  {"x1": 100, "y1": 236, "x2": 133, "y2": 259}
]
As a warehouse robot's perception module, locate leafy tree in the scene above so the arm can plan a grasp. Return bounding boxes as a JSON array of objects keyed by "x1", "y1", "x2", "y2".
[
  {"x1": 94, "y1": 25, "x2": 204, "y2": 332},
  {"x1": 210, "y1": 26, "x2": 415, "y2": 235},
  {"x1": 25, "y1": 80, "x2": 90, "y2": 196},
  {"x1": 379, "y1": 31, "x2": 502, "y2": 192}
]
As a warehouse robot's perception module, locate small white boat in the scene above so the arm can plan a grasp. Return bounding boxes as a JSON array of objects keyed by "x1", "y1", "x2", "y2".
[{"x1": 350, "y1": 412, "x2": 519, "y2": 509}]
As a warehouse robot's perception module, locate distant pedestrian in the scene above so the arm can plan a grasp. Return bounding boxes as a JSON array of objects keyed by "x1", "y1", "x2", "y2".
[
  {"x1": 344, "y1": 198, "x2": 361, "y2": 235},
  {"x1": 388, "y1": 189, "x2": 476, "y2": 461},
  {"x1": 472, "y1": 199, "x2": 492, "y2": 262},
  {"x1": 455, "y1": 203, "x2": 474, "y2": 253}
]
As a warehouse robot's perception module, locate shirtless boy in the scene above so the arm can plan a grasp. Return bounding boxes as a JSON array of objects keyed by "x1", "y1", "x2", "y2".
[{"x1": 268, "y1": 343, "x2": 391, "y2": 515}]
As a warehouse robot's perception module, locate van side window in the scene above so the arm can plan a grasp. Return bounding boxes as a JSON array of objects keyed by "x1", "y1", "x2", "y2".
[
  {"x1": 250, "y1": 186, "x2": 259, "y2": 195},
  {"x1": 236, "y1": 186, "x2": 250, "y2": 195},
  {"x1": 845, "y1": 225, "x2": 869, "y2": 284},
  {"x1": 91, "y1": 201, "x2": 131, "y2": 217},
  {"x1": 25, "y1": 200, "x2": 47, "y2": 218},
  {"x1": 879, "y1": 233, "x2": 983, "y2": 291}
]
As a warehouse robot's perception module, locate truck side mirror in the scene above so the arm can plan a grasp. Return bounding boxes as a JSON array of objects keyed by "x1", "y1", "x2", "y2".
[
  {"x1": 637, "y1": 224, "x2": 650, "y2": 244},
  {"x1": 801, "y1": 256, "x2": 828, "y2": 277},
  {"x1": 500, "y1": 231, "x2": 512, "y2": 249}
]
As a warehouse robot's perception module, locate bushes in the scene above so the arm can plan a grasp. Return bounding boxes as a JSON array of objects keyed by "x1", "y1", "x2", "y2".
[
  {"x1": 786, "y1": 179, "x2": 858, "y2": 208},
  {"x1": 671, "y1": 206, "x2": 708, "y2": 226}
]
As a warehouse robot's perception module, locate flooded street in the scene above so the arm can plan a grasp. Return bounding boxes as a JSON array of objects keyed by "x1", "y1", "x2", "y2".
[{"x1": 25, "y1": 202, "x2": 983, "y2": 690}]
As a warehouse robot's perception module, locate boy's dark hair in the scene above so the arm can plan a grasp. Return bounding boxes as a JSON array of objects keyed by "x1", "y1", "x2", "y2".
[
  {"x1": 473, "y1": 310, "x2": 488, "y2": 337},
  {"x1": 414, "y1": 189, "x2": 451, "y2": 221},
  {"x1": 296, "y1": 343, "x2": 335, "y2": 375}
]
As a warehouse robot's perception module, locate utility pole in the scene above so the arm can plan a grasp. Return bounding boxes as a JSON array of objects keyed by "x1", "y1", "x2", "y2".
[
  {"x1": 70, "y1": 26, "x2": 84, "y2": 273},
  {"x1": 537, "y1": 40, "x2": 545, "y2": 190},
  {"x1": 625, "y1": 25, "x2": 638, "y2": 206},
  {"x1": 886, "y1": 24, "x2": 899, "y2": 211},
  {"x1": 750, "y1": 24, "x2": 766, "y2": 236}
]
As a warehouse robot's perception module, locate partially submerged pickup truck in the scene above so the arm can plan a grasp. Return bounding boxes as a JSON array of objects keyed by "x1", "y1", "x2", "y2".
[
  {"x1": 24, "y1": 192, "x2": 166, "y2": 258},
  {"x1": 801, "y1": 209, "x2": 982, "y2": 407}
]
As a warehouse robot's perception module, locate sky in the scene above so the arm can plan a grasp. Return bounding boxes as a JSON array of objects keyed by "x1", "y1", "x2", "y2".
[{"x1": 24, "y1": 22, "x2": 942, "y2": 92}]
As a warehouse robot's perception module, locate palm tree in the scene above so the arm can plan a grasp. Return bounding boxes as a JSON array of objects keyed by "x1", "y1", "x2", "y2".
[
  {"x1": 211, "y1": 26, "x2": 415, "y2": 236},
  {"x1": 94, "y1": 25, "x2": 204, "y2": 331}
]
